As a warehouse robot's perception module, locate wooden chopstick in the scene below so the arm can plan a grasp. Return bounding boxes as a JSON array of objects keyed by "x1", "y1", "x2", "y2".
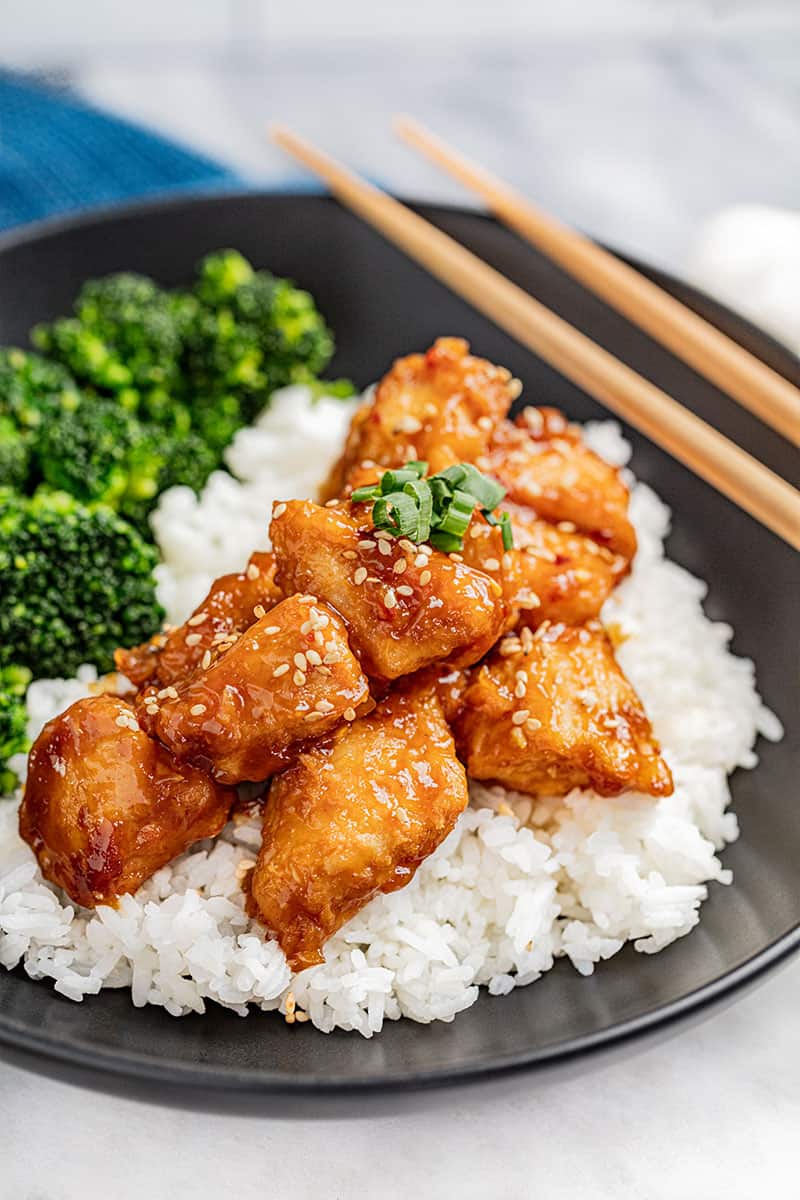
[
  {"x1": 394, "y1": 115, "x2": 800, "y2": 449},
  {"x1": 269, "y1": 123, "x2": 800, "y2": 551}
]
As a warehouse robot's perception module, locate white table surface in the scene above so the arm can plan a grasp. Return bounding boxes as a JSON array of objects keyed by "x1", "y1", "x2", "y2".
[{"x1": 2, "y1": 14, "x2": 798, "y2": 1195}]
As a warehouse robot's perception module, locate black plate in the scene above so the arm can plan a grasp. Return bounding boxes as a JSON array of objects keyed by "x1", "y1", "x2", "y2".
[{"x1": 0, "y1": 192, "x2": 798, "y2": 1111}]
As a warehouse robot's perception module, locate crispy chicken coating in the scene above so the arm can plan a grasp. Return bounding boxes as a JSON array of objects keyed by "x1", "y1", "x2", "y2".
[
  {"x1": 115, "y1": 551, "x2": 281, "y2": 690},
  {"x1": 270, "y1": 499, "x2": 507, "y2": 680},
  {"x1": 482, "y1": 408, "x2": 637, "y2": 563},
  {"x1": 139, "y1": 595, "x2": 372, "y2": 785},
  {"x1": 455, "y1": 622, "x2": 673, "y2": 798},
  {"x1": 248, "y1": 676, "x2": 468, "y2": 969},
  {"x1": 19, "y1": 695, "x2": 234, "y2": 908},
  {"x1": 320, "y1": 337, "x2": 518, "y2": 501},
  {"x1": 501, "y1": 502, "x2": 627, "y2": 628}
]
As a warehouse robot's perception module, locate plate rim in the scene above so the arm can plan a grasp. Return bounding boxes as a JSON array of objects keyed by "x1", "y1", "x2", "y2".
[{"x1": 0, "y1": 187, "x2": 797, "y2": 1097}]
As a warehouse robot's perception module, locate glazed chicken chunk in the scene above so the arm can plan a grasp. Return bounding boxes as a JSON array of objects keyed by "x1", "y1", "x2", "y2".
[
  {"x1": 321, "y1": 337, "x2": 518, "y2": 501},
  {"x1": 19, "y1": 695, "x2": 235, "y2": 908},
  {"x1": 483, "y1": 408, "x2": 637, "y2": 563},
  {"x1": 270, "y1": 499, "x2": 507, "y2": 680},
  {"x1": 115, "y1": 550, "x2": 281, "y2": 690},
  {"x1": 138, "y1": 595, "x2": 372, "y2": 785},
  {"x1": 501, "y1": 502, "x2": 627, "y2": 629},
  {"x1": 455, "y1": 622, "x2": 673, "y2": 798},
  {"x1": 248, "y1": 676, "x2": 468, "y2": 970}
]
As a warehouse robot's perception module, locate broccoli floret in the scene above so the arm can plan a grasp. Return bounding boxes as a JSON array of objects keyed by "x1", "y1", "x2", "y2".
[
  {"x1": 0, "y1": 488, "x2": 163, "y2": 679},
  {"x1": 0, "y1": 664, "x2": 32, "y2": 795},
  {"x1": 32, "y1": 274, "x2": 196, "y2": 430},
  {"x1": 0, "y1": 414, "x2": 32, "y2": 489},
  {"x1": 185, "y1": 251, "x2": 335, "y2": 425},
  {"x1": 0, "y1": 348, "x2": 81, "y2": 432},
  {"x1": 35, "y1": 395, "x2": 162, "y2": 510}
]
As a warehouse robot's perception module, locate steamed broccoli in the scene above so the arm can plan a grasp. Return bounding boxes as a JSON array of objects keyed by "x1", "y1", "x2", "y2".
[
  {"x1": 32, "y1": 274, "x2": 196, "y2": 430},
  {"x1": 0, "y1": 347, "x2": 81, "y2": 432},
  {"x1": 0, "y1": 664, "x2": 32, "y2": 794},
  {"x1": 0, "y1": 489, "x2": 163, "y2": 679},
  {"x1": 185, "y1": 250, "x2": 335, "y2": 426},
  {"x1": 0, "y1": 415, "x2": 31, "y2": 489}
]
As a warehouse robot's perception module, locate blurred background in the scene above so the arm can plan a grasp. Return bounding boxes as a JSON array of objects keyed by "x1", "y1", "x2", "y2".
[{"x1": 1, "y1": 0, "x2": 799, "y2": 337}]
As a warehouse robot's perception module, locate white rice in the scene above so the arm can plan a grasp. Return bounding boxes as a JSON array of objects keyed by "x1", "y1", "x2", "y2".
[{"x1": 0, "y1": 387, "x2": 782, "y2": 1036}]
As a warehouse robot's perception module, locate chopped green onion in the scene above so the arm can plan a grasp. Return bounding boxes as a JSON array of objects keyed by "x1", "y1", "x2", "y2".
[
  {"x1": 403, "y1": 478, "x2": 433, "y2": 542},
  {"x1": 459, "y1": 463, "x2": 506, "y2": 512},
  {"x1": 351, "y1": 484, "x2": 380, "y2": 503},
  {"x1": 436, "y1": 464, "x2": 468, "y2": 490},
  {"x1": 373, "y1": 491, "x2": 420, "y2": 538},
  {"x1": 352, "y1": 459, "x2": 514, "y2": 554},
  {"x1": 499, "y1": 511, "x2": 513, "y2": 551},
  {"x1": 429, "y1": 529, "x2": 464, "y2": 553}
]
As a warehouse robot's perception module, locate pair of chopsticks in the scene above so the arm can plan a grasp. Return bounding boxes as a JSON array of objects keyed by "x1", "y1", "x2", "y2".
[{"x1": 270, "y1": 122, "x2": 800, "y2": 551}]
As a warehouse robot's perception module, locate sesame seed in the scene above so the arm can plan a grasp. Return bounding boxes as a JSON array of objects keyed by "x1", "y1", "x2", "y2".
[
  {"x1": 273, "y1": 663, "x2": 290, "y2": 678},
  {"x1": 323, "y1": 650, "x2": 343, "y2": 665},
  {"x1": 511, "y1": 727, "x2": 527, "y2": 748},
  {"x1": 358, "y1": 539, "x2": 376, "y2": 549},
  {"x1": 187, "y1": 612, "x2": 207, "y2": 627},
  {"x1": 166, "y1": 687, "x2": 179, "y2": 699},
  {"x1": 295, "y1": 1010, "x2": 310, "y2": 1023},
  {"x1": 145, "y1": 704, "x2": 159, "y2": 716},
  {"x1": 557, "y1": 520, "x2": 577, "y2": 533},
  {"x1": 201, "y1": 650, "x2": 212, "y2": 670},
  {"x1": 342, "y1": 549, "x2": 358, "y2": 560},
  {"x1": 190, "y1": 704, "x2": 207, "y2": 716},
  {"x1": 343, "y1": 707, "x2": 356, "y2": 721},
  {"x1": 484, "y1": 557, "x2": 500, "y2": 571},
  {"x1": 398, "y1": 539, "x2": 415, "y2": 554},
  {"x1": 299, "y1": 594, "x2": 317, "y2": 604},
  {"x1": 293, "y1": 670, "x2": 306, "y2": 687},
  {"x1": 393, "y1": 557, "x2": 407, "y2": 574},
  {"x1": 264, "y1": 625, "x2": 281, "y2": 636},
  {"x1": 469, "y1": 525, "x2": 483, "y2": 539},
  {"x1": 315, "y1": 699, "x2": 335, "y2": 713},
  {"x1": 300, "y1": 619, "x2": 313, "y2": 634},
  {"x1": 306, "y1": 649, "x2": 322, "y2": 666},
  {"x1": 514, "y1": 681, "x2": 527, "y2": 698},
  {"x1": 377, "y1": 539, "x2": 392, "y2": 556},
  {"x1": 419, "y1": 569, "x2": 432, "y2": 586},
  {"x1": 353, "y1": 567, "x2": 368, "y2": 585},
  {"x1": 246, "y1": 563, "x2": 260, "y2": 580},
  {"x1": 156, "y1": 687, "x2": 171, "y2": 700},
  {"x1": 397, "y1": 584, "x2": 414, "y2": 596},
  {"x1": 314, "y1": 630, "x2": 325, "y2": 646},
  {"x1": 185, "y1": 633, "x2": 202, "y2": 647},
  {"x1": 253, "y1": 604, "x2": 266, "y2": 619},
  {"x1": 384, "y1": 588, "x2": 397, "y2": 609},
  {"x1": 450, "y1": 553, "x2": 463, "y2": 562},
  {"x1": 325, "y1": 499, "x2": 339, "y2": 508},
  {"x1": 414, "y1": 553, "x2": 430, "y2": 568},
  {"x1": 272, "y1": 503, "x2": 287, "y2": 519},
  {"x1": 397, "y1": 414, "x2": 422, "y2": 434},
  {"x1": 477, "y1": 415, "x2": 493, "y2": 430},
  {"x1": 526, "y1": 717, "x2": 542, "y2": 731},
  {"x1": 304, "y1": 710, "x2": 325, "y2": 721},
  {"x1": 511, "y1": 709, "x2": 530, "y2": 725}
]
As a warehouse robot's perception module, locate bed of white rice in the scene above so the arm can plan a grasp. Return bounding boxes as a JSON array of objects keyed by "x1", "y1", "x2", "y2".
[{"x1": 0, "y1": 386, "x2": 782, "y2": 1036}]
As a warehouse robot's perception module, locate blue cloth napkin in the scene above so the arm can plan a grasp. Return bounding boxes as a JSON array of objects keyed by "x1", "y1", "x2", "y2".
[{"x1": 0, "y1": 72, "x2": 237, "y2": 231}]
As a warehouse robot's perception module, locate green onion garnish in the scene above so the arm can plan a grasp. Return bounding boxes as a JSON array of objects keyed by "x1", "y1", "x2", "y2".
[{"x1": 356, "y1": 461, "x2": 514, "y2": 553}]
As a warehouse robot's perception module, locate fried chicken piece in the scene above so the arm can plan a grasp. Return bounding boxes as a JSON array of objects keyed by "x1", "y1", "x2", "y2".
[
  {"x1": 139, "y1": 595, "x2": 372, "y2": 785},
  {"x1": 455, "y1": 622, "x2": 673, "y2": 798},
  {"x1": 501, "y1": 502, "x2": 627, "y2": 628},
  {"x1": 270, "y1": 499, "x2": 507, "y2": 680},
  {"x1": 482, "y1": 408, "x2": 637, "y2": 563},
  {"x1": 320, "y1": 337, "x2": 518, "y2": 501},
  {"x1": 19, "y1": 695, "x2": 234, "y2": 908},
  {"x1": 249, "y1": 676, "x2": 468, "y2": 970},
  {"x1": 115, "y1": 551, "x2": 281, "y2": 690}
]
